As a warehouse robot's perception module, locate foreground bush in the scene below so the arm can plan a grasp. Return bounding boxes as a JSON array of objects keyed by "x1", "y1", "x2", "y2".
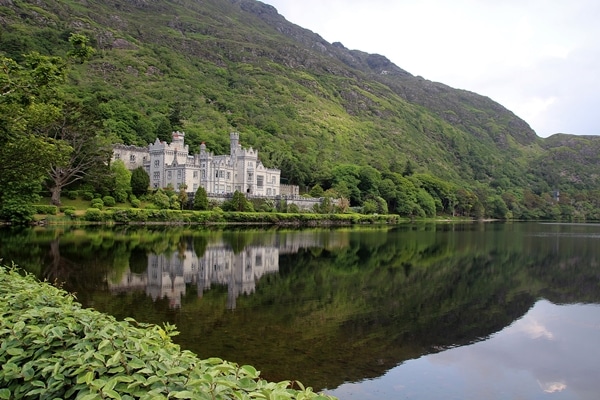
[{"x1": 0, "y1": 266, "x2": 336, "y2": 400}]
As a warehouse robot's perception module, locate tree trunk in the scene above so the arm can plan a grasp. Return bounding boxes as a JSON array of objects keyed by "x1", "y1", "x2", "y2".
[{"x1": 51, "y1": 185, "x2": 62, "y2": 206}]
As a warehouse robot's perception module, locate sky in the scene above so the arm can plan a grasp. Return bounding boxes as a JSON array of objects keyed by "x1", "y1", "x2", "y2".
[{"x1": 260, "y1": 0, "x2": 600, "y2": 138}]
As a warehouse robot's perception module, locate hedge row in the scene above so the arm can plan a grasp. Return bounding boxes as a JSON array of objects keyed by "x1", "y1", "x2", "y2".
[
  {"x1": 0, "y1": 266, "x2": 336, "y2": 400},
  {"x1": 34, "y1": 203, "x2": 401, "y2": 225},
  {"x1": 75, "y1": 208, "x2": 401, "y2": 225}
]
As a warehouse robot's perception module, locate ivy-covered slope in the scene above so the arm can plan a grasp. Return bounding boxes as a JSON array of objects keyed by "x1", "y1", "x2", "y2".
[{"x1": 1, "y1": 0, "x2": 599, "y2": 194}]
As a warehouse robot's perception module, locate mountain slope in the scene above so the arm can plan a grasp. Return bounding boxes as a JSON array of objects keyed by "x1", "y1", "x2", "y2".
[{"x1": 2, "y1": 0, "x2": 600, "y2": 215}]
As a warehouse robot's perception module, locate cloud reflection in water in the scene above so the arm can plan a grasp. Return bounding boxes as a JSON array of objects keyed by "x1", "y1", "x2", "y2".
[{"x1": 328, "y1": 300, "x2": 600, "y2": 400}]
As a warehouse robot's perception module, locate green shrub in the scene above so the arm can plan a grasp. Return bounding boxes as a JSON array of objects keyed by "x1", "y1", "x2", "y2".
[
  {"x1": 127, "y1": 208, "x2": 148, "y2": 222},
  {"x1": 130, "y1": 198, "x2": 141, "y2": 208},
  {"x1": 102, "y1": 195, "x2": 116, "y2": 207},
  {"x1": 111, "y1": 208, "x2": 130, "y2": 223},
  {"x1": 0, "y1": 266, "x2": 335, "y2": 400},
  {"x1": 35, "y1": 205, "x2": 58, "y2": 215},
  {"x1": 210, "y1": 207, "x2": 225, "y2": 222},
  {"x1": 190, "y1": 211, "x2": 210, "y2": 223},
  {"x1": 63, "y1": 208, "x2": 76, "y2": 218},
  {"x1": 65, "y1": 190, "x2": 78, "y2": 200},
  {"x1": 90, "y1": 198, "x2": 104, "y2": 209},
  {"x1": 83, "y1": 207, "x2": 103, "y2": 221},
  {"x1": 152, "y1": 189, "x2": 171, "y2": 209},
  {"x1": 82, "y1": 191, "x2": 94, "y2": 201}
]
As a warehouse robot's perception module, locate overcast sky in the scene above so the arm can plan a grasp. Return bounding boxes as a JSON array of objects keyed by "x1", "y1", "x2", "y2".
[{"x1": 260, "y1": 0, "x2": 600, "y2": 138}]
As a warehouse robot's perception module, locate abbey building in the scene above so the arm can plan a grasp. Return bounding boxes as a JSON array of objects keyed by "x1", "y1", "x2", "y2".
[{"x1": 113, "y1": 131, "x2": 286, "y2": 196}]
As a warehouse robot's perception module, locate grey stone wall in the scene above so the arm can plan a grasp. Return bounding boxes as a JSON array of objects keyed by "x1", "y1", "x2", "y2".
[{"x1": 187, "y1": 193, "x2": 324, "y2": 211}]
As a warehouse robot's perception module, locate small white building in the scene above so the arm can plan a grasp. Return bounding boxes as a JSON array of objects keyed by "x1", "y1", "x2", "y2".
[{"x1": 113, "y1": 131, "x2": 281, "y2": 196}]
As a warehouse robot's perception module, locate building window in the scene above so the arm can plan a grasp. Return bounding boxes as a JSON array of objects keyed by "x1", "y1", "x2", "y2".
[
  {"x1": 248, "y1": 162, "x2": 253, "y2": 168},
  {"x1": 193, "y1": 184, "x2": 198, "y2": 191},
  {"x1": 193, "y1": 171, "x2": 198, "y2": 178},
  {"x1": 177, "y1": 170, "x2": 182, "y2": 178},
  {"x1": 153, "y1": 172, "x2": 160, "y2": 180},
  {"x1": 272, "y1": 176, "x2": 276, "y2": 184},
  {"x1": 227, "y1": 172, "x2": 231, "y2": 179},
  {"x1": 267, "y1": 188, "x2": 271, "y2": 195},
  {"x1": 115, "y1": 153, "x2": 121, "y2": 159},
  {"x1": 130, "y1": 154, "x2": 136, "y2": 162},
  {"x1": 154, "y1": 160, "x2": 160, "y2": 167},
  {"x1": 216, "y1": 170, "x2": 224, "y2": 178},
  {"x1": 202, "y1": 170, "x2": 206, "y2": 178},
  {"x1": 248, "y1": 172, "x2": 254, "y2": 181},
  {"x1": 167, "y1": 171, "x2": 172, "y2": 179},
  {"x1": 257, "y1": 175, "x2": 264, "y2": 188}
]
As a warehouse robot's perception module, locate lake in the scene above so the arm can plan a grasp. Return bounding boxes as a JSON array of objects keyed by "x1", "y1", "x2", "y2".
[{"x1": 1, "y1": 222, "x2": 599, "y2": 399}]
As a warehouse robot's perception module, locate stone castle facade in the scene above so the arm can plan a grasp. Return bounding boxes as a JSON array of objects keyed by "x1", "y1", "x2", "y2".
[{"x1": 113, "y1": 131, "x2": 297, "y2": 196}]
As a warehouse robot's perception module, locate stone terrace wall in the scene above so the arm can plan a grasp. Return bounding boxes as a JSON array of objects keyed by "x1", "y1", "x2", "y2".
[{"x1": 187, "y1": 193, "x2": 324, "y2": 211}]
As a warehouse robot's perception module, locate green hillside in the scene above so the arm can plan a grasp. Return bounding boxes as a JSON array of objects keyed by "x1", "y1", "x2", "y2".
[{"x1": 2, "y1": 0, "x2": 600, "y2": 220}]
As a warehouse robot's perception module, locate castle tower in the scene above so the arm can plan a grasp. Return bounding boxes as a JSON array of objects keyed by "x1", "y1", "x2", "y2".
[
  {"x1": 230, "y1": 132, "x2": 240, "y2": 156},
  {"x1": 172, "y1": 131, "x2": 185, "y2": 149}
]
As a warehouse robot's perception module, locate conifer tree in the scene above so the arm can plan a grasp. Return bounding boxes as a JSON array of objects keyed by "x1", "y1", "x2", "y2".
[
  {"x1": 193, "y1": 186, "x2": 209, "y2": 210},
  {"x1": 130, "y1": 167, "x2": 150, "y2": 197}
]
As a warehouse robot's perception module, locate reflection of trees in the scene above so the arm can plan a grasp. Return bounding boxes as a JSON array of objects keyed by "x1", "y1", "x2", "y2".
[
  {"x1": 0, "y1": 227, "x2": 48, "y2": 275},
  {"x1": 43, "y1": 237, "x2": 111, "y2": 305},
  {"x1": 45, "y1": 238, "x2": 77, "y2": 283},
  {"x1": 245, "y1": 246, "x2": 537, "y2": 388},
  {"x1": 170, "y1": 226, "x2": 600, "y2": 390},
  {"x1": 222, "y1": 231, "x2": 252, "y2": 254},
  {"x1": 127, "y1": 247, "x2": 148, "y2": 274}
]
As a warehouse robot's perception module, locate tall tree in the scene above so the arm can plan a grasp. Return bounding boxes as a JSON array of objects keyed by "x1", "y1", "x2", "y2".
[
  {"x1": 46, "y1": 101, "x2": 112, "y2": 206},
  {"x1": 229, "y1": 190, "x2": 252, "y2": 212},
  {"x1": 0, "y1": 136, "x2": 67, "y2": 223},
  {"x1": 0, "y1": 54, "x2": 68, "y2": 222},
  {"x1": 110, "y1": 159, "x2": 132, "y2": 203},
  {"x1": 178, "y1": 184, "x2": 188, "y2": 210},
  {"x1": 193, "y1": 186, "x2": 209, "y2": 210},
  {"x1": 1, "y1": 35, "x2": 104, "y2": 216},
  {"x1": 358, "y1": 166, "x2": 381, "y2": 198},
  {"x1": 131, "y1": 166, "x2": 150, "y2": 197}
]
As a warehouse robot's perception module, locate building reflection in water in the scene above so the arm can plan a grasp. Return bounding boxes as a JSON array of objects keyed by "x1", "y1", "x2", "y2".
[{"x1": 109, "y1": 232, "x2": 344, "y2": 309}]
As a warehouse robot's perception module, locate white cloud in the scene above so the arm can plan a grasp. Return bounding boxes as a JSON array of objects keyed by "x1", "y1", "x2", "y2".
[
  {"x1": 538, "y1": 380, "x2": 567, "y2": 393},
  {"x1": 516, "y1": 319, "x2": 555, "y2": 340},
  {"x1": 261, "y1": 0, "x2": 600, "y2": 137}
]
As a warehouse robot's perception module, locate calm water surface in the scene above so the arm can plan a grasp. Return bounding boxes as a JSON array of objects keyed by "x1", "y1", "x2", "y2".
[{"x1": 1, "y1": 222, "x2": 599, "y2": 399}]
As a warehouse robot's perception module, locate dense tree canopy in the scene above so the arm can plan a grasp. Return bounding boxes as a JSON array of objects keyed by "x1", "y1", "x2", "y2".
[{"x1": 0, "y1": 54, "x2": 70, "y2": 221}]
